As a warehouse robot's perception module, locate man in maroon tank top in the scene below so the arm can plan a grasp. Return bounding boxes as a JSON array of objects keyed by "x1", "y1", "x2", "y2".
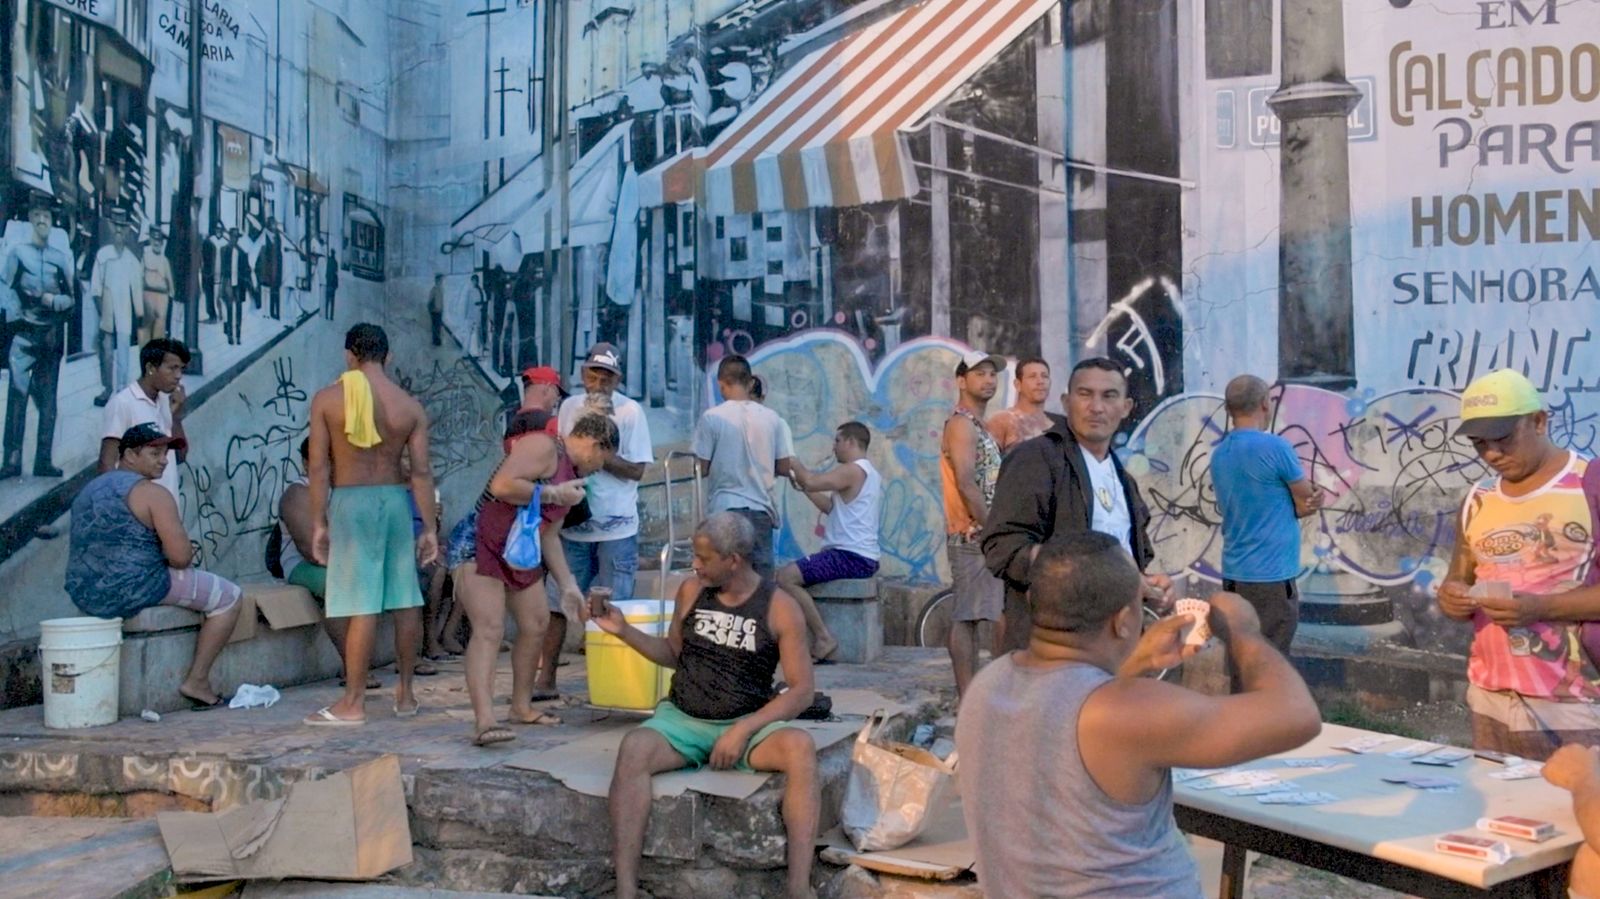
[{"x1": 593, "y1": 511, "x2": 818, "y2": 899}]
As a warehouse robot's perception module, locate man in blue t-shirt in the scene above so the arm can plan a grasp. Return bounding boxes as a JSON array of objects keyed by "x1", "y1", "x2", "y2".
[{"x1": 1208, "y1": 375, "x2": 1324, "y2": 653}]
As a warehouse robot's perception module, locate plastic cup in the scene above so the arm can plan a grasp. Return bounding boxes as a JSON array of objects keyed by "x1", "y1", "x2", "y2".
[{"x1": 588, "y1": 586, "x2": 613, "y2": 619}]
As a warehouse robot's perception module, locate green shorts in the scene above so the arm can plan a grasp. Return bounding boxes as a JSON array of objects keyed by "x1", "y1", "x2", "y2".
[
  {"x1": 639, "y1": 701, "x2": 794, "y2": 772},
  {"x1": 325, "y1": 485, "x2": 423, "y2": 618},
  {"x1": 287, "y1": 561, "x2": 327, "y2": 599}
]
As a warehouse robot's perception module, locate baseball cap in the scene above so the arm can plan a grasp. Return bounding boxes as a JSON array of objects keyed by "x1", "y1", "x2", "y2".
[
  {"x1": 119, "y1": 422, "x2": 188, "y2": 454},
  {"x1": 583, "y1": 342, "x2": 622, "y2": 375},
  {"x1": 1456, "y1": 369, "x2": 1543, "y2": 440},
  {"x1": 955, "y1": 349, "x2": 1006, "y2": 377},
  {"x1": 521, "y1": 364, "x2": 565, "y2": 389}
]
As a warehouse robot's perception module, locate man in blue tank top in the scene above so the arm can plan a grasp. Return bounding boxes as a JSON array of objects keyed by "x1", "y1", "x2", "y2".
[
  {"x1": 593, "y1": 511, "x2": 817, "y2": 899},
  {"x1": 955, "y1": 533, "x2": 1322, "y2": 898}
]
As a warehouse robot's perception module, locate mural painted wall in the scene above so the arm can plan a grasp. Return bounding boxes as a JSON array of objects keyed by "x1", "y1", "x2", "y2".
[
  {"x1": 0, "y1": 0, "x2": 496, "y2": 657},
  {"x1": 2, "y1": 0, "x2": 1593, "y2": 660},
  {"x1": 408, "y1": 0, "x2": 1598, "y2": 651}
]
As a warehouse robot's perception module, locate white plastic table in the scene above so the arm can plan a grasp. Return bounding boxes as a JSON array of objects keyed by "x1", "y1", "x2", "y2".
[{"x1": 1174, "y1": 723, "x2": 1581, "y2": 898}]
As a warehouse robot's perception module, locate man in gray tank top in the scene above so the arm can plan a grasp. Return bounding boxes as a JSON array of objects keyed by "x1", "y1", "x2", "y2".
[{"x1": 955, "y1": 532, "x2": 1322, "y2": 898}]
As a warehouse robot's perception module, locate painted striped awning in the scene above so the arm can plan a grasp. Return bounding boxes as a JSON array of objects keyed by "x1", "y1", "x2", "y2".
[{"x1": 649, "y1": 0, "x2": 1057, "y2": 215}]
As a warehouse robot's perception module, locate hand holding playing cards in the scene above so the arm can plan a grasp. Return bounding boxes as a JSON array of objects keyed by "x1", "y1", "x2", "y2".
[
  {"x1": 1124, "y1": 614, "x2": 1198, "y2": 677},
  {"x1": 1206, "y1": 592, "x2": 1261, "y2": 646},
  {"x1": 1476, "y1": 589, "x2": 1544, "y2": 628},
  {"x1": 1543, "y1": 743, "x2": 1600, "y2": 793},
  {"x1": 1436, "y1": 579, "x2": 1476, "y2": 620}
]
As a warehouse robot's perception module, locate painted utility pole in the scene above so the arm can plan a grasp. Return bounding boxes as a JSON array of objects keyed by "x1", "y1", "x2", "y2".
[
  {"x1": 1267, "y1": 0, "x2": 1360, "y2": 388},
  {"x1": 184, "y1": 0, "x2": 205, "y2": 375},
  {"x1": 467, "y1": 0, "x2": 508, "y2": 197}
]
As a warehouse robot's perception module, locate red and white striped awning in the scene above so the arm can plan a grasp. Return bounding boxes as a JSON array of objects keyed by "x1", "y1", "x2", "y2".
[{"x1": 647, "y1": 0, "x2": 1057, "y2": 215}]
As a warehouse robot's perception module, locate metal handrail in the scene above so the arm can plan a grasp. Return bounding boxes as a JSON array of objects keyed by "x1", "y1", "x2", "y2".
[{"x1": 655, "y1": 449, "x2": 703, "y2": 611}]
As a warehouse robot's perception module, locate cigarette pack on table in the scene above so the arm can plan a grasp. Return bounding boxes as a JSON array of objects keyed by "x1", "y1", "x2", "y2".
[
  {"x1": 1477, "y1": 815, "x2": 1555, "y2": 842},
  {"x1": 1435, "y1": 833, "x2": 1512, "y2": 865}
]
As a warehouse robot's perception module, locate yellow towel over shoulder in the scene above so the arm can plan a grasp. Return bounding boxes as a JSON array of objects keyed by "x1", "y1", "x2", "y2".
[{"x1": 340, "y1": 370, "x2": 383, "y2": 448}]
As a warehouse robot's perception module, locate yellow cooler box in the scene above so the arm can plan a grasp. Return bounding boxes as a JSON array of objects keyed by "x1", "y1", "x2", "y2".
[{"x1": 586, "y1": 600, "x2": 675, "y2": 711}]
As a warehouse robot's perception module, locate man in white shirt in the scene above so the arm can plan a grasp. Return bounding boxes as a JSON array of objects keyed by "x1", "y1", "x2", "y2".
[
  {"x1": 91, "y1": 222, "x2": 143, "y2": 406},
  {"x1": 533, "y1": 343, "x2": 654, "y2": 699},
  {"x1": 100, "y1": 339, "x2": 190, "y2": 502},
  {"x1": 782, "y1": 421, "x2": 882, "y2": 661},
  {"x1": 692, "y1": 354, "x2": 794, "y2": 577}
]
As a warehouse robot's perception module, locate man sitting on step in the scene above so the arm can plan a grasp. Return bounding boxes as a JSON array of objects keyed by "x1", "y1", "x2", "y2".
[
  {"x1": 67, "y1": 424, "x2": 243, "y2": 710},
  {"x1": 594, "y1": 511, "x2": 818, "y2": 899},
  {"x1": 781, "y1": 421, "x2": 883, "y2": 662}
]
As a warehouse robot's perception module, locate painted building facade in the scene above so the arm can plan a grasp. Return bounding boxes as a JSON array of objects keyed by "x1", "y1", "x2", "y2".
[{"x1": 0, "y1": 0, "x2": 1594, "y2": 681}]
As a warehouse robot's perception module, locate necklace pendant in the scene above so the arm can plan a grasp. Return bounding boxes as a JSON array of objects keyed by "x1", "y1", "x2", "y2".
[{"x1": 1096, "y1": 486, "x2": 1113, "y2": 512}]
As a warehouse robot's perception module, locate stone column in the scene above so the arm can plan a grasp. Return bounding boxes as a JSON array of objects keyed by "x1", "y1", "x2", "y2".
[{"x1": 1267, "y1": 0, "x2": 1360, "y2": 389}]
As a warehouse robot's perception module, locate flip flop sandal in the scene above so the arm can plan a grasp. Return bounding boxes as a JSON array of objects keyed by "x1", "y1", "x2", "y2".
[
  {"x1": 473, "y1": 726, "x2": 516, "y2": 747},
  {"x1": 812, "y1": 657, "x2": 837, "y2": 666},
  {"x1": 528, "y1": 689, "x2": 560, "y2": 702},
  {"x1": 394, "y1": 701, "x2": 420, "y2": 719},
  {"x1": 414, "y1": 661, "x2": 440, "y2": 677},
  {"x1": 510, "y1": 710, "x2": 562, "y2": 727},
  {"x1": 184, "y1": 694, "x2": 228, "y2": 711},
  {"x1": 304, "y1": 707, "x2": 366, "y2": 727},
  {"x1": 338, "y1": 674, "x2": 382, "y2": 689}
]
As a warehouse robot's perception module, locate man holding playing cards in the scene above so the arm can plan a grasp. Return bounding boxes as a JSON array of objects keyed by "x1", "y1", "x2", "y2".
[
  {"x1": 956, "y1": 533, "x2": 1320, "y2": 898},
  {"x1": 1438, "y1": 369, "x2": 1600, "y2": 760}
]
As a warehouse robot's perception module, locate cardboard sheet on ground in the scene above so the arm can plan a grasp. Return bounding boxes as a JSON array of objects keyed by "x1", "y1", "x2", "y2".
[
  {"x1": 157, "y1": 755, "x2": 412, "y2": 882},
  {"x1": 819, "y1": 795, "x2": 974, "y2": 881},
  {"x1": 504, "y1": 717, "x2": 865, "y2": 800}
]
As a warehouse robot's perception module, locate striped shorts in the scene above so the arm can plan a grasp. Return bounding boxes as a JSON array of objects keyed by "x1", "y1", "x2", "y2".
[{"x1": 161, "y1": 568, "x2": 243, "y2": 618}]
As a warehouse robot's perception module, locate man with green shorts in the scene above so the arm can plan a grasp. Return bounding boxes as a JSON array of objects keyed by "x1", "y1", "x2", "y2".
[
  {"x1": 592, "y1": 511, "x2": 818, "y2": 899},
  {"x1": 304, "y1": 324, "x2": 438, "y2": 726}
]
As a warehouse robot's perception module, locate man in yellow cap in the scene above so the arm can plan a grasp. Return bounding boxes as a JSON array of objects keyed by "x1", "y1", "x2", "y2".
[{"x1": 1437, "y1": 369, "x2": 1600, "y2": 759}]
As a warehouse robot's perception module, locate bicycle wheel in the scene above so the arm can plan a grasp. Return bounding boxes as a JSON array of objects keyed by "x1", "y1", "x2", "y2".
[{"x1": 916, "y1": 588, "x2": 954, "y2": 648}]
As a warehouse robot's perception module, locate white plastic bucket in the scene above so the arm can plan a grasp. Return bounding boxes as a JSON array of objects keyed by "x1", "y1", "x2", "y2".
[{"x1": 39, "y1": 617, "x2": 123, "y2": 728}]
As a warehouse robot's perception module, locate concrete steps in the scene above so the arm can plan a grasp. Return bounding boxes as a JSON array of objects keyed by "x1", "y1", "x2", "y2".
[{"x1": 0, "y1": 817, "x2": 171, "y2": 899}]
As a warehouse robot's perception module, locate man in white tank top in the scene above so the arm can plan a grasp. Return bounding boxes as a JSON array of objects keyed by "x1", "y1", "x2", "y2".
[{"x1": 781, "y1": 421, "x2": 882, "y2": 662}]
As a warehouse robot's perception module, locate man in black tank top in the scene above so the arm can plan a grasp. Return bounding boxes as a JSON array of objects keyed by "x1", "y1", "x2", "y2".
[{"x1": 592, "y1": 511, "x2": 818, "y2": 899}]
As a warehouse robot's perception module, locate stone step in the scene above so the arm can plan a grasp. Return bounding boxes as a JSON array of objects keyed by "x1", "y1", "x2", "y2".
[
  {"x1": 243, "y1": 883, "x2": 549, "y2": 898},
  {"x1": 0, "y1": 817, "x2": 170, "y2": 899}
]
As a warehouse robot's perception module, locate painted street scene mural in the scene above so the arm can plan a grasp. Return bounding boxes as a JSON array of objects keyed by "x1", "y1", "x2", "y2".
[
  {"x1": 0, "y1": 1, "x2": 1599, "y2": 895},
  {"x1": 0, "y1": 0, "x2": 1595, "y2": 654}
]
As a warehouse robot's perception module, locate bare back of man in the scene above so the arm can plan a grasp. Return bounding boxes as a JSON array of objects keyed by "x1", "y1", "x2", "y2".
[
  {"x1": 320, "y1": 371, "x2": 424, "y2": 486},
  {"x1": 304, "y1": 324, "x2": 437, "y2": 727}
]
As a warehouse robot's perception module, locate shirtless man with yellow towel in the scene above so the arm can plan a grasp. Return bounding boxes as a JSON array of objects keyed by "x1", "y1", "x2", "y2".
[{"x1": 304, "y1": 323, "x2": 439, "y2": 726}]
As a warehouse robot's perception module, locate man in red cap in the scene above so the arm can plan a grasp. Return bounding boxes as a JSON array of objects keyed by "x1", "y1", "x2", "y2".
[{"x1": 516, "y1": 365, "x2": 566, "y2": 436}]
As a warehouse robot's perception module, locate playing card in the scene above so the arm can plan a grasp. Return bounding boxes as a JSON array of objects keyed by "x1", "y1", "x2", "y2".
[
  {"x1": 1387, "y1": 741, "x2": 1439, "y2": 758},
  {"x1": 1175, "y1": 598, "x2": 1211, "y2": 647},
  {"x1": 1225, "y1": 780, "x2": 1299, "y2": 797},
  {"x1": 1190, "y1": 770, "x2": 1279, "y2": 790},
  {"x1": 1488, "y1": 763, "x2": 1544, "y2": 781},
  {"x1": 1412, "y1": 747, "x2": 1472, "y2": 766},
  {"x1": 1284, "y1": 757, "x2": 1340, "y2": 768},
  {"x1": 1258, "y1": 791, "x2": 1338, "y2": 805},
  {"x1": 1335, "y1": 735, "x2": 1394, "y2": 753},
  {"x1": 1406, "y1": 776, "x2": 1459, "y2": 790},
  {"x1": 1173, "y1": 767, "x2": 1227, "y2": 783}
]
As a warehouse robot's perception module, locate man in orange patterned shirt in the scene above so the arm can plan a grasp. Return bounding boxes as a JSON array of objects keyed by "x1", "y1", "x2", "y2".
[{"x1": 1438, "y1": 369, "x2": 1600, "y2": 759}]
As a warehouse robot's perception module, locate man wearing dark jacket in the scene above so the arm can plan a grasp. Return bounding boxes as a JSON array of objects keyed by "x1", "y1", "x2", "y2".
[{"x1": 982, "y1": 357, "x2": 1173, "y2": 651}]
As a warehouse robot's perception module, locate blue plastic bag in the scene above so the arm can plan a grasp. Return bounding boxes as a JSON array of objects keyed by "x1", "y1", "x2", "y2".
[{"x1": 503, "y1": 484, "x2": 544, "y2": 570}]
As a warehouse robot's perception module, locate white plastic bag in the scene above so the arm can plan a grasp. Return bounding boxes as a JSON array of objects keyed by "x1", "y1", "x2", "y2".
[
  {"x1": 840, "y1": 710, "x2": 959, "y2": 851},
  {"x1": 228, "y1": 683, "x2": 281, "y2": 709}
]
